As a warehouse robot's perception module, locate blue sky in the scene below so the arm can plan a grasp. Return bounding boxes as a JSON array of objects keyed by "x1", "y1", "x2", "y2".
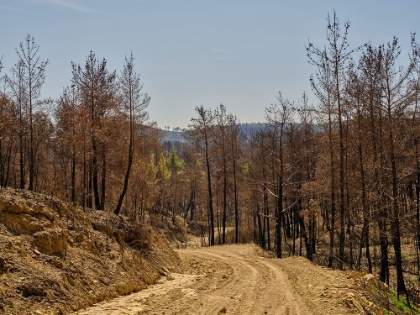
[{"x1": 1, "y1": 0, "x2": 419, "y2": 128}]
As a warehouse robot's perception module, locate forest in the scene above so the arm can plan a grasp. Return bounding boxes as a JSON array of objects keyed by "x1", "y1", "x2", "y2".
[{"x1": 1, "y1": 11, "x2": 420, "y2": 305}]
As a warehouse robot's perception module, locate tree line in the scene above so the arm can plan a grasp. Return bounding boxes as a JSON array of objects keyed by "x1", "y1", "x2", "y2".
[
  {"x1": 1, "y1": 11, "x2": 420, "y2": 305},
  {"x1": 0, "y1": 36, "x2": 155, "y2": 217}
]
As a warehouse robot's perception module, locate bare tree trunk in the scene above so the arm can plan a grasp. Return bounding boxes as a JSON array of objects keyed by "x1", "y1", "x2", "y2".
[
  {"x1": 114, "y1": 134, "x2": 133, "y2": 215},
  {"x1": 187, "y1": 180, "x2": 196, "y2": 221},
  {"x1": 71, "y1": 90, "x2": 76, "y2": 203},
  {"x1": 222, "y1": 158, "x2": 227, "y2": 244},
  {"x1": 335, "y1": 50, "x2": 346, "y2": 272},
  {"x1": 71, "y1": 141, "x2": 76, "y2": 203},
  {"x1": 356, "y1": 109, "x2": 372, "y2": 272},
  {"x1": 387, "y1": 96, "x2": 408, "y2": 301},
  {"x1": 377, "y1": 115, "x2": 389, "y2": 285},
  {"x1": 100, "y1": 149, "x2": 106, "y2": 210},
  {"x1": 205, "y1": 140, "x2": 215, "y2": 246},
  {"x1": 328, "y1": 109, "x2": 336, "y2": 268},
  {"x1": 233, "y1": 156, "x2": 239, "y2": 243},
  {"x1": 264, "y1": 182, "x2": 270, "y2": 251},
  {"x1": 92, "y1": 136, "x2": 101, "y2": 210},
  {"x1": 28, "y1": 93, "x2": 34, "y2": 191},
  {"x1": 416, "y1": 139, "x2": 420, "y2": 254},
  {"x1": 4, "y1": 142, "x2": 12, "y2": 187},
  {"x1": 276, "y1": 173, "x2": 282, "y2": 258},
  {"x1": 19, "y1": 97, "x2": 24, "y2": 189}
]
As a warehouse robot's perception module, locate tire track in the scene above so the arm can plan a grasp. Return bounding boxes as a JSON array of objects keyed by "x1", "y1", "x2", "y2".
[
  {"x1": 74, "y1": 245, "x2": 314, "y2": 315},
  {"x1": 205, "y1": 248, "x2": 313, "y2": 315},
  {"x1": 166, "y1": 249, "x2": 259, "y2": 314}
]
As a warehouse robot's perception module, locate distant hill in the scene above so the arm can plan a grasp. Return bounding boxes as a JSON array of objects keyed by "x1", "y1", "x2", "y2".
[
  {"x1": 238, "y1": 122, "x2": 266, "y2": 134},
  {"x1": 161, "y1": 129, "x2": 188, "y2": 143},
  {"x1": 160, "y1": 122, "x2": 324, "y2": 147},
  {"x1": 160, "y1": 123, "x2": 267, "y2": 144}
]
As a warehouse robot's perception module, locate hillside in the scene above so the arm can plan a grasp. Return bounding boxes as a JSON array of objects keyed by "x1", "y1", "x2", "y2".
[{"x1": 0, "y1": 188, "x2": 181, "y2": 314}]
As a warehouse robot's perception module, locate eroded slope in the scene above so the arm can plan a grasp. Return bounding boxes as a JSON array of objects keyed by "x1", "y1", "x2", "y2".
[{"x1": 0, "y1": 189, "x2": 181, "y2": 314}]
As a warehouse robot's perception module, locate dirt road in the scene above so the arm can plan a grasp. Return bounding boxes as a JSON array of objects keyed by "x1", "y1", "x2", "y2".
[{"x1": 74, "y1": 244, "x2": 360, "y2": 315}]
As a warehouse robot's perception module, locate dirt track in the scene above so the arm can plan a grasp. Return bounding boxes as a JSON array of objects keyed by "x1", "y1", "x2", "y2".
[{"x1": 74, "y1": 244, "x2": 359, "y2": 315}]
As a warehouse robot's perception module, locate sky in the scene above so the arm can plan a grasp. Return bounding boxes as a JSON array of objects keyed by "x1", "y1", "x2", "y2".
[{"x1": 1, "y1": 0, "x2": 419, "y2": 129}]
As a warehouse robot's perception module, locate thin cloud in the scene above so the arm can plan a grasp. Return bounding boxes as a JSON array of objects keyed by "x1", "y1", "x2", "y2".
[
  {"x1": 41, "y1": 0, "x2": 99, "y2": 13},
  {"x1": 0, "y1": 5, "x2": 34, "y2": 14}
]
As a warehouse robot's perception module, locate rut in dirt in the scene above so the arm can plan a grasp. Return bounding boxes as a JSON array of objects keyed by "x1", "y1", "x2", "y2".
[{"x1": 74, "y1": 244, "x2": 312, "y2": 315}]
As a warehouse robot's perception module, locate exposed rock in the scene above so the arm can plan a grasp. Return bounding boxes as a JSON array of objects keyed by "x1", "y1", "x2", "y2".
[
  {"x1": 363, "y1": 273, "x2": 375, "y2": 282},
  {"x1": 33, "y1": 229, "x2": 67, "y2": 256},
  {"x1": 351, "y1": 297, "x2": 365, "y2": 314}
]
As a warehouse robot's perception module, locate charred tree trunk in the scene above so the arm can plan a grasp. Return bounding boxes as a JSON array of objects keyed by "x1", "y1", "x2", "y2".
[
  {"x1": 328, "y1": 108, "x2": 336, "y2": 268},
  {"x1": 276, "y1": 174, "x2": 283, "y2": 258},
  {"x1": 92, "y1": 136, "x2": 101, "y2": 210},
  {"x1": 100, "y1": 149, "x2": 106, "y2": 210},
  {"x1": 205, "y1": 140, "x2": 215, "y2": 246}
]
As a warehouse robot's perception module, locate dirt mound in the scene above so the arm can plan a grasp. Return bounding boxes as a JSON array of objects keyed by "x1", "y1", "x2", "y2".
[{"x1": 0, "y1": 188, "x2": 181, "y2": 314}]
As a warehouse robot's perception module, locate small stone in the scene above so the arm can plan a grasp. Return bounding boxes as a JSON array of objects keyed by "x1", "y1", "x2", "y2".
[
  {"x1": 363, "y1": 274, "x2": 375, "y2": 281},
  {"x1": 351, "y1": 298, "x2": 364, "y2": 314}
]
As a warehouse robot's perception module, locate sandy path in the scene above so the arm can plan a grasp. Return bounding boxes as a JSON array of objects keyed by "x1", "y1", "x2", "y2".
[{"x1": 74, "y1": 244, "x2": 357, "y2": 315}]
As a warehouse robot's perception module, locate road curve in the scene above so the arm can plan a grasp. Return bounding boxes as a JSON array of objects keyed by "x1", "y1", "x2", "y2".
[{"x1": 74, "y1": 244, "x2": 314, "y2": 315}]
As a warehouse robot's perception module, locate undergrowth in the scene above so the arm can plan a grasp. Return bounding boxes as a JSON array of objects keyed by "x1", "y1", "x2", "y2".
[{"x1": 369, "y1": 284, "x2": 420, "y2": 314}]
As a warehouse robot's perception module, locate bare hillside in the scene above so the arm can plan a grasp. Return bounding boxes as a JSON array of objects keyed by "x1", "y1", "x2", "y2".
[{"x1": 0, "y1": 189, "x2": 181, "y2": 314}]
